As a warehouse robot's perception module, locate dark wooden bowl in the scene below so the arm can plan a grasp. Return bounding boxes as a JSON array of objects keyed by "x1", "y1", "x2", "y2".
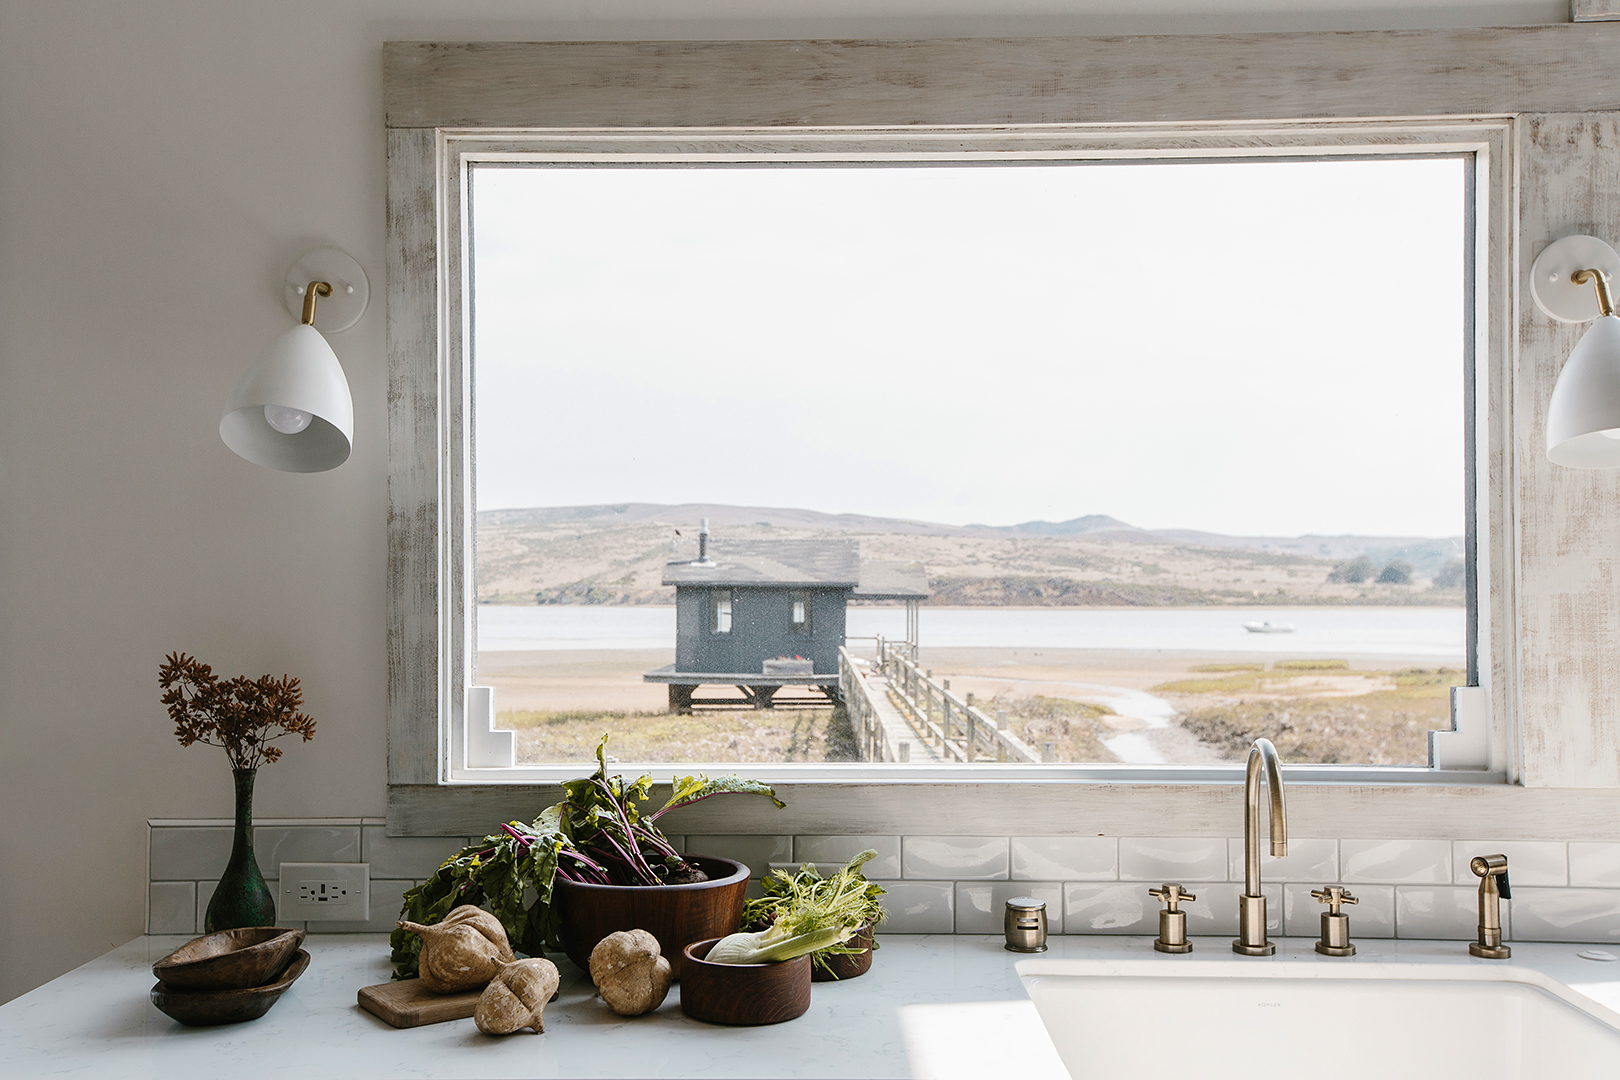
[
  {"x1": 812, "y1": 924, "x2": 875, "y2": 982},
  {"x1": 555, "y1": 855, "x2": 749, "y2": 980},
  {"x1": 152, "y1": 927, "x2": 306, "y2": 991},
  {"x1": 150, "y1": 949, "x2": 309, "y2": 1026},
  {"x1": 679, "y1": 938, "x2": 812, "y2": 1025}
]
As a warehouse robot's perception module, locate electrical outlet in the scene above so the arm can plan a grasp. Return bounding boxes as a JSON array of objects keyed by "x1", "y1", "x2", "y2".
[{"x1": 278, "y1": 862, "x2": 370, "y2": 922}]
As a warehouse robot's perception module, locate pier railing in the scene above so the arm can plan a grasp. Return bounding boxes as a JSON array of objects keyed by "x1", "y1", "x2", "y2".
[
  {"x1": 837, "y1": 646, "x2": 908, "y2": 762},
  {"x1": 874, "y1": 641, "x2": 1042, "y2": 764}
]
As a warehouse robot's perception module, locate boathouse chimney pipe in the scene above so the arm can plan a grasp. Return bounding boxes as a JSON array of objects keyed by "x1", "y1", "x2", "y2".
[{"x1": 699, "y1": 519, "x2": 710, "y2": 562}]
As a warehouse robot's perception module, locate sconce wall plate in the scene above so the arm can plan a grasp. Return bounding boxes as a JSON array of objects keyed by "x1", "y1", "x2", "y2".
[
  {"x1": 283, "y1": 247, "x2": 369, "y2": 333},
  {"x1": 1530, "y1": 234, "x2": 1620, "y2": 323}
]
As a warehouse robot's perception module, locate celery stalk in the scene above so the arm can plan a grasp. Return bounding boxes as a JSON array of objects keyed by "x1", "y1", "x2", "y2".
[{"x1": 706, "y1": 924, "x2": 854, "y2": 965}]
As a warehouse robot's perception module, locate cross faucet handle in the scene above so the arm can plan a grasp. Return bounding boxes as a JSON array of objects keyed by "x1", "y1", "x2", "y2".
[
  {"x1": 1311, "y1": 886, "x2": 1358, "y2": 914},
  {"x1": 1149, "y1": 883, "x2": 1196, "y2": 912}
]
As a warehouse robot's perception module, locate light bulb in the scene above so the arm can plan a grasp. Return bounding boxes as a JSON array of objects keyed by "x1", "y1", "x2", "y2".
[{"x1": 264, "y1": 404, "x2": 313, "y2": 435}]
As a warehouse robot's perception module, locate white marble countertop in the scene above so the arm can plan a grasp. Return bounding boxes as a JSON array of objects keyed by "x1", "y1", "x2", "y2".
[{"x1": 3, "y1": 934, "x2": 1620, "y2": 1079}]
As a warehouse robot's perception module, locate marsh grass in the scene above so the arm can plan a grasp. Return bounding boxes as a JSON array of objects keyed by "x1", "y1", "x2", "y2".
[
  {"x1": 497, "y1": 706, "x2": 858, "y2": 764},
  {"x1": 980, "y1": 694, "x2": 1116, "y2": 762},
  {"x1": 1152, "y1": 658, "x2": 1353, "y2": 694},
  {"x1": 1174, "y1": 667, "x2": 1462, "y2": 765}
]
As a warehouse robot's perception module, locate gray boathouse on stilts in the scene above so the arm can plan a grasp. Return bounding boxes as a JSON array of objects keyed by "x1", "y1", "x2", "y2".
[{"x1": 643, "y1": 521, "x2": 929, "y2": 712}]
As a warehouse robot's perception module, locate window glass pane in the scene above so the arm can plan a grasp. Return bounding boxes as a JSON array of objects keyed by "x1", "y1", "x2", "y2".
[
  {"x1": 713, "y1": 593, "x2": 732, "y2": 634},
  {"x1": 471, "y1": 158, "x2": 1467, "y2": 768}
]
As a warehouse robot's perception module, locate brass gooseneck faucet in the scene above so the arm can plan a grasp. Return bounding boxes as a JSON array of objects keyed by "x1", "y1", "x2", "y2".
[{"x1": 1233, "y1": 738, "x2": 1287, "y2": 956}]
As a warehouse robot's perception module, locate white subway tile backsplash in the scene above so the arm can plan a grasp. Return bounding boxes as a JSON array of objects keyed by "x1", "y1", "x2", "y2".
[
  {"x1": 361, "y1": 826, "x2": 463, "y2": 880},
  {"x1": 1509, "y1": 888, "x2": 1620, "y2": 942},
  {"x1": 148, "y1": 882, "x2": 196, "y2": 935},
  {"x1": 150, "y1": 826, "x2": 234, "y2": 881},
  {"x1": 1282, "y1": 883, "x2": 1394, "y2": 939},
  {"x1": 881, "y1": 881, "x2": 955, "y2": 933},
  {"x1": 143, "y1": 822, "x2": 1620, "y2": 945},
  {"x1": 1226, "y1": 838, "x2": 1336, "y2": 885},
  {"x1": 1450, "y1": 841, "x2": 1566, "y2": 887},
  {"x1": 1119, "y1": 837, "x2": 1228, "y2": 882},
  {"x1": 955, "y1": 882, "x2": 1063, "y2": 934},
  {"x1": 1396, "y1": 885, "x2": 1501, "y2": 940},
  {"x1": 1064, "y1": 883, "x2": 1156, "y2": 935},
  {"x1": 1570, "y1": 843, "x2": 1620, "y2": 888},
  {"x1": 794, "y1": 835, "x2": 901, "y2": 879},
  {"x1": 1340, "y1": 839, "x2": 1451, "y2": 884},
  {"x1": 256, "y1": 825, "x2": 361, "y2": 873},
  {"x1": 1178, "y1": 882, "x2": 1282, "y2": 938},
  {"x1": 683, "y1": 834, "x2": 791, "y2": 879},
  {"x1": 1012, "y1": 837, "x2": 1116, "y2": 881},
  {"x1": 903, "y1": 837, "x2": 1008, "y2": 881}
]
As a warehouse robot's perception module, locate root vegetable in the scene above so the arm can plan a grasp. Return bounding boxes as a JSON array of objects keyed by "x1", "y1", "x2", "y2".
[
  {"x1": 397, "y1": 905, "x2": 515, "y2": 993},
  {"x1": 588, "y1": 929, "x2": 671, "y2": 1016},
  {"x1": 475, "y1": 958, "x2": 561, "y2": 1035}
]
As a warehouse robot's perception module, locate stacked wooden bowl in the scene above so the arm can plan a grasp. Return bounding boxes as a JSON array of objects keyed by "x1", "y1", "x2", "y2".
[{"x1": 149, "y1": 927, "x2": 309, "y2": 1026}]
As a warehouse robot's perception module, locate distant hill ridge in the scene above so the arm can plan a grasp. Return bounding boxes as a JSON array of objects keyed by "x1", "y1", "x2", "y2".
[{"x1": 478, "y1": 502, "x2": 1462, "y2": 570}]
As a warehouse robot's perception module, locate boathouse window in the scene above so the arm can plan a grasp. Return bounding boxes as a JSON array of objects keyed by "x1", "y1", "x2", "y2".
[
  {"x1": 712, "y1": 591, "x2": 733, "y2": 634},
  {"x1": 791, "y1": 594, "x2": 810, "y2": 635}
]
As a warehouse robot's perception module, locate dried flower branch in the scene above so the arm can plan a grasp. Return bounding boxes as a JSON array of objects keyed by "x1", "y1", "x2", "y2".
[{"x1": 159, "y1": 652, "x2": 317, "y2": 771}]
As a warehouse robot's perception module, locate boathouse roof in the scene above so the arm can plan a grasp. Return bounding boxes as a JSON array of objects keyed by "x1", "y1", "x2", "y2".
[
  {"x1": 661, "y1": 540, "x2": 929, "y2": 600},
  {"x1": 662, "y1": 539, "x2": 860, "y2": 588}
]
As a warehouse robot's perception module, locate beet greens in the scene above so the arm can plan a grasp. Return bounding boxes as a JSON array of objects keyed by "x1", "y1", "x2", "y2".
[{"x1": 389, "y1": 737, "x2": 784, "y2": 979}]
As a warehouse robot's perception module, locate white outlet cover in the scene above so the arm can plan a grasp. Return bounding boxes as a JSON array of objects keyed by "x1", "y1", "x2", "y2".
[{"x1": 278, "y1": 862, "x2": 370, "y2": 922}]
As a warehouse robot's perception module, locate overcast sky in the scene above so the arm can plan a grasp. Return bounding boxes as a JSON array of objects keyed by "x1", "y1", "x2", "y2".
[{"x1": 471, "y1": 157, "x2": 1464, "y2": 538}]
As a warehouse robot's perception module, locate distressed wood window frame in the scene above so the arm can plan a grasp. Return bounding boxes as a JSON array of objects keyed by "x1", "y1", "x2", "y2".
[{"x1": 386, "y1": 30, "x2": 1620, "y2": 838}]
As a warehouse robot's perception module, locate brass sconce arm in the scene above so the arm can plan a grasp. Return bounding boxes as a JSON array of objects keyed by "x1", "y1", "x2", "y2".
[
  {"x1": 1573, "y1": 268, "x2": 1615, "y2": 317},
  {"x1": 300, "y1": 280, "x2": 334, "y2": 326}
]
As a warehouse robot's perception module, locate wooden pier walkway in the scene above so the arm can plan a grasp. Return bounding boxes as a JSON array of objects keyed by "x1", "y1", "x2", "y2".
[
  {"x1": 847, "y1": 662, "x2": 942, "y2": 763},
  {"x1": 841, "y1": 642, "x2": 1043, "y2": 764}
]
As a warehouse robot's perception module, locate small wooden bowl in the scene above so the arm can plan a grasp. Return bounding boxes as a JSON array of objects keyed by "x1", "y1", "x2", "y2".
[
  {"x1": 152, "y1": 927, "x2": 306, "y2": 991},
  {"x1": 151, "y1": 949, "x2": 309, "y2": 1026},
  {"x1": 679, "y1": 938, "x2": 811, "y2": 1026},
  {"x1": 812, "y1": 924, "x2": 875, "y2": 982}
]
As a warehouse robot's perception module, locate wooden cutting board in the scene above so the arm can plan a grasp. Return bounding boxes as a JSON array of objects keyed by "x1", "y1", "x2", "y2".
[{"x1": 357, "y1": 979, "x2": 484, "y2": 1028}]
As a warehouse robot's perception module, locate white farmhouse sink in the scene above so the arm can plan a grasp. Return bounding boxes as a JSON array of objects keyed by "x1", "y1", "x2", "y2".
[{"x1": 1018, "y1": 957, "x2": 1620, "y2": 1078}]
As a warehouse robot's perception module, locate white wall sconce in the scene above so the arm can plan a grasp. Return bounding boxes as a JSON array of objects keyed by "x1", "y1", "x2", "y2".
[
  {"x1": 1530, "y1": 234, "x2": 1620, "y2": 467},
  {"x1": 219, "y1": 248, "x2": 368, "y2": 473}
]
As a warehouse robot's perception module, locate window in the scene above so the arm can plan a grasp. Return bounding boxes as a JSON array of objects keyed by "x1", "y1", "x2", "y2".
[
  {"x1": 385, "y1": 31, "x2": 1620, "y2": 835},
  {"x1": 468, "y1": 153, "x2": 1473, "y2": 770}
]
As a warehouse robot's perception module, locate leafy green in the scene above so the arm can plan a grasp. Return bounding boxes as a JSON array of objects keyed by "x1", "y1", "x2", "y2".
[
  {"x1": 740, "y1": 850, "x2": 887, "y2": 976},
  {"x1": 389, "y1": 735, "x2": 783, "y2": 979},
  {"x1": 655, "y1": 774, "x2": 786, "y2": 818}
]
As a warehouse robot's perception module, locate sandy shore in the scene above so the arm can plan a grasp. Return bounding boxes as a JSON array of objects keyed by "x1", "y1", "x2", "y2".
[
  {"x1": 473, "y1": 646, "x2": 1217, "y2": 713},
  {"x1": 477, "y1": 648, "x2": 674, "y2": 712},
  {"x1": 476, "y1": 646, "x2": 1455, "y2": 766}
]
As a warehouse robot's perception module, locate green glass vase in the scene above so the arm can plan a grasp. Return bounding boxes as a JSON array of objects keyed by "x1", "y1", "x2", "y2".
[{"x1": 204, "y1": 767, "x2": 277, "y2": 932}]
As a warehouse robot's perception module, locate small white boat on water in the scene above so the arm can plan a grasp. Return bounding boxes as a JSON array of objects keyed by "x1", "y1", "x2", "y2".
[{"x1": 1244, "y1": 620, "x2": 1296, "y2": 634}]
